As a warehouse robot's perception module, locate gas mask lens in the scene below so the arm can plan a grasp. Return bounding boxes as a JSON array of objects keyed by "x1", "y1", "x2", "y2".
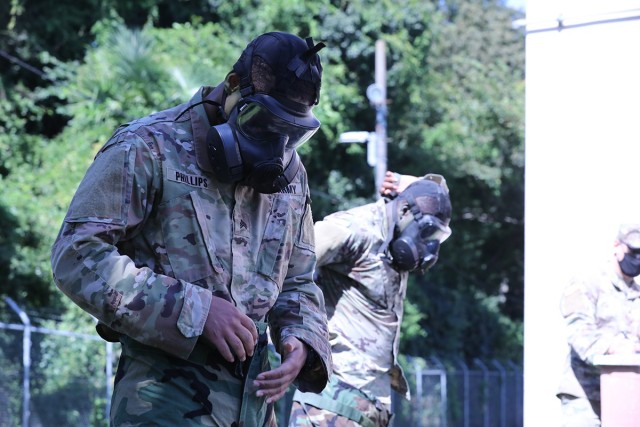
[
  {"x1": 418, "y1": 216, "x2": 451, "y2": 243},
  {"x1": 236, "y1": 94, "x2": 320, "y2": 149},
  {"x1": 206, "y1": 92, "x2": 318, "y2": 193}
]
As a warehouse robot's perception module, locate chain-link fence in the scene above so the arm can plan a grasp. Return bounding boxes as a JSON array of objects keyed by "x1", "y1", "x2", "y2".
[
  {"x1": 1, "y1": 298, "x2": 522, "y2": 427},
  {"x1": 0, "y1": 298, "x2": 116, "y2": 427},
  {"x1": 391, "y1": 356, "x2": 523, "y2": 427}
]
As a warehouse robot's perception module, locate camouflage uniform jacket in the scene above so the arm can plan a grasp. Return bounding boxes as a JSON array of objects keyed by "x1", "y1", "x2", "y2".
[
  {"x1": 50, "y1": 86, "x2": 331, "y2": 393},
  {"x1": 313, "y1": 198, "x2": 409, "y2": 410},
  {"x1": 557, "y1": 259, "x2": 640, "y2": 401}
]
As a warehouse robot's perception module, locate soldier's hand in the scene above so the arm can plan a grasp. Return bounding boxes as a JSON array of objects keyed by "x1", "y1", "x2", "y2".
[
  {"x1": 253, "y1": 337, "x2": 307, "y2": 404},
  {"x1": 380, "y1": 171, "x2": 401, "y2": 197},
  {"x1": 201, "y1": 296, "x2": 258, "y2": 363},
  {"x1": 380, "y1": 171, "x2": 421, "y2": 198}
]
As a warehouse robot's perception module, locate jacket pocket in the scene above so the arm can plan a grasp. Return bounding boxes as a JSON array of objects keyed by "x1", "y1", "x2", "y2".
[
  {"x1": 159, "y1": 191, "x2": 222, "y2": 283},
  {"x1": 295, "y1": 195, "x2": 314, "y2": 252},
  {"x1": 256, "y1": 193, "x2": 295, "y2": 285}
]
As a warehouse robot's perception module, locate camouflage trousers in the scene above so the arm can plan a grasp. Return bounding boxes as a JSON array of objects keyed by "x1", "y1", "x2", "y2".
[
  {"x1": 558, "y1": 394, "x2": 601, "y2": 427},
  {"x1": 288, "y1": 376, "x2": 391, "y2": 427},
  {"x1": 111, "y1": 322, "x2": 277, "y2": 427}
]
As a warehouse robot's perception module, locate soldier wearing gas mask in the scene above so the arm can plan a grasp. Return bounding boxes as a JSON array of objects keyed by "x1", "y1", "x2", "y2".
[
  {"x1": 289, "y1": 173, "x2": 452, "y2": 427},
  {"x1": 51, "y1": 32, "x2": 331, "y2": 427},
  {"x1": 205, "y1": 33, "x2": 324, "y2": 194}
]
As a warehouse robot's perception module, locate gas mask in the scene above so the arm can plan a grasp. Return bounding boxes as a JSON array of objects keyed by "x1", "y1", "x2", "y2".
[
  {"x1": 206, "y1": 93, "x2": 320, "y2": 194},
  {"x1": 390, "y1": 212, "x2": 451, "y2": 272},
  {"x1": 619, "y1": 248, "x2": 640, "y2": 277}
]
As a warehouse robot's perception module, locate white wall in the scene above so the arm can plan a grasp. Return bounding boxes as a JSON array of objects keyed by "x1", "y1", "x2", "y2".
[{"x1": 524, "y1": 1, "x2": 640, "y2": 426}]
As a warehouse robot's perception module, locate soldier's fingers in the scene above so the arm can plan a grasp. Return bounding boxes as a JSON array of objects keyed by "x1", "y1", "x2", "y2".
[
  {"x1": 255, "y1": 376, "x2": 291, "y2": 402},
  {"x1": 256, "y1": 368, "x2": 290, "y2": 384},
  {"x1": 227, "y1": 335, "x2": 247, "y2": 362},
  {"x1": 256, "y1": 363, "x2": 289, "y2": 381},
  {"x1": 255, "y1": 377, "x2": 296, "y2": 404},
  {"x1": 239, "y1": 315, "x2": 259, "y2": 342},
  {"x1": 255, "y1": 365, "x2": 295, "y2": 393},
  {"x1": 255, "y1": 378, "x2": 283, "y2": 393},
  {"x1": 265, "y1": 388, "x2": 288, "y2": 404},
  {"x1": 213, "y1": 337, "x2": 235, "y2": 363},
  {"x1": 380, "y1": 181, "x2": 394, "y2": 190},
  {"x1": 281, "y1": 339, "x2": 297, "y2": 354},
  {"x1": 237, "y1": 328, "x2": 256, "y2": 357}
]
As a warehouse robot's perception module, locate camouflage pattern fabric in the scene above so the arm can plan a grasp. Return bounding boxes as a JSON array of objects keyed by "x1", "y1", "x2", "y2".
[
  {"x1": 557, "y1": 259, "x2": 640, "y2": 404},
  {"x1": 51, "y1": 85, "x2": 331, "y2": 425},
  {"x1": 290, "y1": 199, "x2": 410, "y2": 423},
  {"x1": 558, "y1": 394, "x2": 601, "y2": 427},
  {"x1": 289, "y1": 376, "x2": 391, "y2": 427},
  {"x1": 112, "y1": 322, "x2": 277, "y2": 426}
]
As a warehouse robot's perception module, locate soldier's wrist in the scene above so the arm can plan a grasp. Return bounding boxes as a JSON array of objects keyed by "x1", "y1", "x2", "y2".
[{"x1": 302, "y1": 344, "x2": 319, "y2": 374}]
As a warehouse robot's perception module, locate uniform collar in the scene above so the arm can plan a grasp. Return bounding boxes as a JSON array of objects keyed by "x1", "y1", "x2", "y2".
[
  {"x1": 190, "y1": 85, "x2": 225, "y2": 174},
  {"x1": 609, "y1": 258, "x2": 640, "y2": 297}
]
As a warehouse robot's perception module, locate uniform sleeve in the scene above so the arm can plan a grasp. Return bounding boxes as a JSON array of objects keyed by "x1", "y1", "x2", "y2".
[
  {"x1": 267, "y1": 190, "x2": 332, "y2": 393},
  {"x1": 314, "y1": 218, "x2": 354, "y2": 268},
  {"x1": 559, "y1": 276, "x2": 616, "y2": 364},
  {"x1": 50, "y1": 132, "x2": 212, "y2": 359}
]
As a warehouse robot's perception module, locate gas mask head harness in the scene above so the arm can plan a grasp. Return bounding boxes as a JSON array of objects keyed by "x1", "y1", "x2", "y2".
[
  {"x1": 206, "y1": 32, "x2": 325, "y2": 194},
  {"x1": 389, "y1": 175, "x2": 452, "y2": 272}
]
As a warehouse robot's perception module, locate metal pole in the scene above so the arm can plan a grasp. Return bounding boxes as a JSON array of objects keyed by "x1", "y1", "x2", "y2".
[
  {"x1": 507, "y1": 360, "x2": 524, "y2": 424},
  {"x1": 106, "y1": 341, "x2": 113, "y2": 419},
  {"x1": 492, "y1": 360, "x2": 507, "y2": 427},
  {"x1": 431, "y1": 356, "x2": 448, "y2": 427},
  {"x1": 374, "y1": 39, "x2": 387, "y2": 195},
  {"x1": 474, "y1": 358, "x2": 490, "y2": 427},
  {"x1": 414, "y1": 358, "x2": 423, "y2": 427},
  {"x1": 5, "y1": 297, "x2": 31, "y2": 427},
  {"x1": 456, "y1": 357, "x2": 470, "y2": 427}
]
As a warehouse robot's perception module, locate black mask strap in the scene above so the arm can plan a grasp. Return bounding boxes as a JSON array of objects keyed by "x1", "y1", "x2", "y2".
[
  {"x1": 378, "y1": 199, "x2": 400, "y2": 257},
  {"x1": 287, "y1": 39, "x2": 324, "y2": 78},
  {"x1": 399, "y1": 191, "x2": 425, "y2": 225},
  {"x1": 175, "y1": 98, "x2": 225, "y2": 122},
  {"x1": 286, "y1": 37, "x2": 325, "y2": 104},
  {"x1": 269, "y1": 151, "x2": 301, "y2": 193}
]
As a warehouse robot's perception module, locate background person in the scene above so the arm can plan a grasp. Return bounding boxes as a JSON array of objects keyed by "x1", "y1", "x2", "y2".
[
  {"x1": 557, "y1": 223, "x2": 640, "y2": 427},
  {"x1": 51, "y1": 31, "x2": 332, "y2": 427},
  {"x1": 289, "y1": 172, "x2": 452, "y2": 427}
]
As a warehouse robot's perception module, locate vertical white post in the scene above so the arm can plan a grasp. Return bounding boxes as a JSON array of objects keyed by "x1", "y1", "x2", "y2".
[
  {"x1": 374, "y1": 39, "x2": 387, "y2": 195},
  {"x1": 106, "y1": 341, "x2": 113, "y2": 419},
  {"x1": 5, "y1": 297, "x2": 30, "y2": 427}
]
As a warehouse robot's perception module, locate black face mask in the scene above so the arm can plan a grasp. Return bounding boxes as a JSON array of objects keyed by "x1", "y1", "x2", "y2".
[
  {"x1": 206, "y1": 94, "x2": 320, "y2": 194},
  {"x1": 619, "y1": 252, "x2": 640, "y2": 277},
  {"x1": 390, "y1": 214, "x2": 451, "y2": 272}
]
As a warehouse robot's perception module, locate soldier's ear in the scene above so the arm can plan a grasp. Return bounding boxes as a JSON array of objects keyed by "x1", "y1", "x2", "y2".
[
  {"x1": 223, "y1": 72, "x2": 242, "y2": 116},
  {"x1": 614, "y1": 239, "x2": 627, "y2": 261},
  {"x1": 225, "y1": 72, "x2": 240, "y2": 93}
]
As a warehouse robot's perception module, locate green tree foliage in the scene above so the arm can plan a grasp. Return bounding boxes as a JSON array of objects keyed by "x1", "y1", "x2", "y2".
[
  {"x1": 0, "y1": 0, "x2": 525, "y2": 365},
  {"x1": 390, "y1": 0, "x2": 524, "y2": 360}
]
